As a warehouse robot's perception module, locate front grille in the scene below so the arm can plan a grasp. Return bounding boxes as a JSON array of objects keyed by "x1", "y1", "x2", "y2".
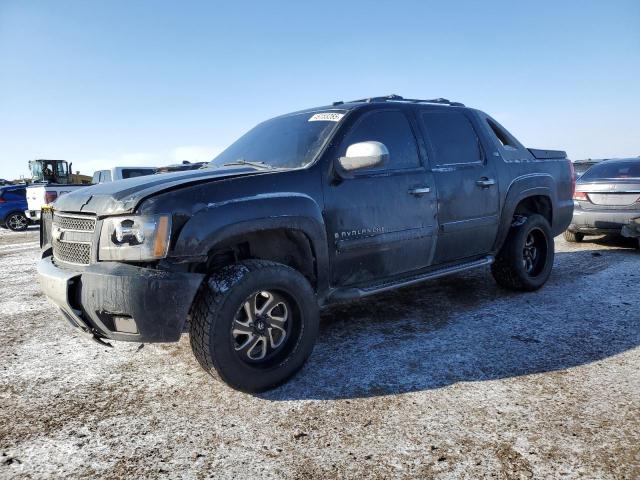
[
  {"x1": 53, "y1": 214, "x2": 96, "y2": 231},
  {"x1": 52, "y1": 213, "x2": 97, "y2": 265},
  {"x1": 54, "y1": 241, "x2": 92, "y2": 265}
]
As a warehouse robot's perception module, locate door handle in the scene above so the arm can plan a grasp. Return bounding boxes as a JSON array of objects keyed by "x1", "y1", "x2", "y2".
[
  {"x1": 476, "y1": 177, "x2": 496, "y2": 188},
  {"x1": 408, "y1": 186, "x2": 431, "y2": 196}
]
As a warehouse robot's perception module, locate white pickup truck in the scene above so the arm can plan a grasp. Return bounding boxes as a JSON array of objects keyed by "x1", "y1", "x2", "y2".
[
  {"x1": 91, "y1": 166, "x2": 157, "y2": 184},
  {"x1": 25, "y1": 183, "x2": 88, "y2": 222},
  {"x1": 25, "y1": 163, "x2": 156, "y2": 221},
  {"x1": 24, "y1": 160, "x2": 91, "y2": 222}
]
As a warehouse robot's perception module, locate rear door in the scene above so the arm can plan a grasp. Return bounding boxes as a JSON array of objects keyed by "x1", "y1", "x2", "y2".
[
  {"x1": 323, "y1": 108, "x2": 437, "y2": 286},
  {"x1": 419, "y1": 109, "x2": 500, "y2": 264}
]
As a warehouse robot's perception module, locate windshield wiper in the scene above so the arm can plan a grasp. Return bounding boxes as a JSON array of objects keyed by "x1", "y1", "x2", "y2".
[{"x1": 222, "y1": 159, "x2": 274, "y2": 170}]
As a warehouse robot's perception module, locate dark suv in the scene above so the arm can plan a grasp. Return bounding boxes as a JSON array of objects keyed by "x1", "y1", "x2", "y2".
[{"x1": 37, "y1": 95, "x2": 574, "y2": 392}]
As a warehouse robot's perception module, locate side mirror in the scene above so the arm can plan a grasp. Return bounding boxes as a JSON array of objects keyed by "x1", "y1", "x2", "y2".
[{"x1": 337, "y1": 141, "x2": 389, "y2": 175}]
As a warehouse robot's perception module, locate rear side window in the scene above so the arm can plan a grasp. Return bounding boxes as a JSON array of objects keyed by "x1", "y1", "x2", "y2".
[
  {"x1": 486, "y1": 118, "x2": 520, "y2": 150},
  {"x1": 100, "y1": 171, "x2": 112, "y2": 183},
  {"x1": 420, "y1": 111, "x2": 482, "y2": 166},
  {"x1": 1, "y1": 189, "x2": 25, "y2": 201},
  {"x1": 341, "y1": 110, "x2": 420, "y2": 171},
  {"x1": 122, "y1": 168, "x2": 155, "y2": 179},
  {"x1": 579, "y1": 160, "x2": 640, "y2": 181}
]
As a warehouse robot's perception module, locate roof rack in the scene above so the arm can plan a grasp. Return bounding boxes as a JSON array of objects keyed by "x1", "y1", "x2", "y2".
[{"x1": 333, "y1": 94, "x2": 465, "y2": 107}]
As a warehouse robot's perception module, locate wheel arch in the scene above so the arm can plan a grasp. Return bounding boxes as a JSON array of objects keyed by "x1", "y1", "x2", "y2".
[
  {"x1": 172, "y1": 193, "x2": 329, "y2": 294},
  {"x1": 493, "y1": 174, "x2": 557, "y2": 251}
]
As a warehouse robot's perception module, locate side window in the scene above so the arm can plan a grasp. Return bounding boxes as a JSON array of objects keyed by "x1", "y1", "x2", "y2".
[
  {"x1": 421, "y1": 111, "x2": 482, "y2": 166},
  {"x1": 92, "y1": 172, "x2": 100, "y2": 183},
  {"x1": 486, "y1": 118, "x2": 520, "y2": 151},
  {"x1": 340, "y1": 110, "x2": 420, "y2": 171},
  {"x1": 100, "y1": 171, "x2": 112, "y2": 183}
]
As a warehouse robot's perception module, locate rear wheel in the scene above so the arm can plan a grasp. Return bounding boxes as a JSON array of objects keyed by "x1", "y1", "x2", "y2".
[
  {"x1": 6, "y1": 213, "x2": 28, "y2": 232},
  {"x1": 491, "y1": 214, "x2": 554, "y2": 291},
  {"x1": 563, "y1": 230, "x2": 584, "y2": 243},
  {"x1": 189, "y1": 260, "x2": 319, "y2": 392}
]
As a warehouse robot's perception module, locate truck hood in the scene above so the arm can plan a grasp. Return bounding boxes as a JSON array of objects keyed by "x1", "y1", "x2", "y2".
[{"x1": 54, "y1": 166, "x2": 262, "y2": 216}]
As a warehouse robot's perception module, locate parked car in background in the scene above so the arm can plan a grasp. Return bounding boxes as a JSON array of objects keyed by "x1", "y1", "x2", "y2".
[
  {"x1": 91, "y1": 166, "x2": 157, "y2": 184},
  {"x1": 572, "y1": 159, "x2": 601, "y2": 178},
  {"x1": 25, "y1": 159, "x2": 90, "y2": 222},
  {"x1": 564, "y1": 158, "x2": 640, "y2": 245},
  {"x1": 37, "y1": 94, "x2": 574, "y2": 392},
  {"x1": 0, "y1": 185, "x2": 30, "y2": 231}
]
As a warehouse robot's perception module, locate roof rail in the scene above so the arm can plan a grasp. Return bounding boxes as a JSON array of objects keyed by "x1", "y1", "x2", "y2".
[{"x1": 334, "y1": 94, "x2": 465, "y2": 107}]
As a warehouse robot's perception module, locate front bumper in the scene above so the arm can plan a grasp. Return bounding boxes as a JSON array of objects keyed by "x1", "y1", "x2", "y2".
[
  {"x1": 569, "y1": 207, "x2": 640, "y2": 235},
  {"x1": 37, "y1": 255, "x2": 204, "y2": 343},
  {"x1": 25, "y1": 210, "x2": 42, "y2": 221}
]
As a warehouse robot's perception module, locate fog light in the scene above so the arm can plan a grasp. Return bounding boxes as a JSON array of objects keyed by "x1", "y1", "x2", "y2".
[{"x1": 113, "y1": 315, "x2": 138, "y2": 334}]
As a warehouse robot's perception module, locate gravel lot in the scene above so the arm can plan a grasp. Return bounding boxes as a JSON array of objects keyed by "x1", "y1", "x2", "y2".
[{"x1": 0, "y1": 226, "x2": 638, "y2": 479}]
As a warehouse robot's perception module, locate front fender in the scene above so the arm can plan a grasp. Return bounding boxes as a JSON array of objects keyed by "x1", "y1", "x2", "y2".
[{"x1": 171, "y1": 193, "x2": 329, "y2": 288}]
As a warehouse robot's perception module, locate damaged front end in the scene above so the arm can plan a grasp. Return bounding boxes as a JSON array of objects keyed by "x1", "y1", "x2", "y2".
[{"x1": 37, "y1": 208, "x2": 205, "y2": 344}]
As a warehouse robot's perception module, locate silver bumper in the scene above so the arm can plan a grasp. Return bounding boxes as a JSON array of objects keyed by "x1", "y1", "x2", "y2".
[{"x1": 570, "y1": 207, "x2": 640, "y2": 232}]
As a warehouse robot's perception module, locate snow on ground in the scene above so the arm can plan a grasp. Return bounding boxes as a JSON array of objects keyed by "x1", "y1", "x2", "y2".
[{"x1": 0, "y1": 226, "x2": 638, "y2": 479}]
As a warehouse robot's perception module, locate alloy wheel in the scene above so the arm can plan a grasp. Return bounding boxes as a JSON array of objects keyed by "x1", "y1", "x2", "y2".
[
  {"x1": 522, "y1": 228, "x2": 547, "y2": 275},
  {"x1": 232, "y1": 290, "x2": 292, "y2": 363},
  {"x1": 7, "y1": 214, "x2": 27, "y2": 231}
]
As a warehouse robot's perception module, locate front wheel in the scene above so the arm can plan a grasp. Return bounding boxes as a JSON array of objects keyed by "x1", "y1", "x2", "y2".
[
  {"x1": 189, "y1": 260, "x2": 319, "y2": 392},
  {"x1": 491, "y1": 214, "x2": 554, "y2": 291},
  {"x1": 6, "y1": 213, "x2": 28, "y2": 231}
]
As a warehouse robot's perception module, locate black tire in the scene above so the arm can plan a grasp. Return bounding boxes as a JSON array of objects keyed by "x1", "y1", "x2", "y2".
[
  {"x1": 563, "y1": 230, "x2": 584, "y2": 243},
  {"x1": 5, "y1": 212, "x2": 28, "y2": 232},
  {"x1": 189, "y1": 260, "x2": 319, "y2": 392},
  {"x1": 491, "y1": 214, "x2": 554, "y2": 291}
]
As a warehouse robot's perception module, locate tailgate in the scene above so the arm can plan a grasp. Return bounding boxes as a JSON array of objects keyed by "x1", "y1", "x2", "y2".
[{"x1": 528, "y1": 148, "x2": 567, "y2": 160}]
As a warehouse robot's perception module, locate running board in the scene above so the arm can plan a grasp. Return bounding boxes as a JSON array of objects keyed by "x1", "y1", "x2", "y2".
[{"x1": 326, "y1": 256, "x2": 494, "y2": 303}]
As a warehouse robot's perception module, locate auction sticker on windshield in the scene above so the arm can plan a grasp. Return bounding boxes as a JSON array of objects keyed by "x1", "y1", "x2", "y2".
[{"x1": 308, "y1": 112, "x2": 344, "y2": 122}]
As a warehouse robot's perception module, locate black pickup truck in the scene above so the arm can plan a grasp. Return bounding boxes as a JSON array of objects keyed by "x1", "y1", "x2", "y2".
[{"x1": 37, "y1": 95, "x2": 574, "y2": 392}]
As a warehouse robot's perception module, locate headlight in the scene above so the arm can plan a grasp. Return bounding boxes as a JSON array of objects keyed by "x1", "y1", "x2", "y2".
[{"x1": 98, "y1": 215, "x2": 171, "y2": 261}]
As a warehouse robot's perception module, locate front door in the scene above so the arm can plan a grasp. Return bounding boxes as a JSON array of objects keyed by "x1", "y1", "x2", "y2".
[
  {"x1": 323, "y1": 109, "x2": 437, "y2": 287},
  {"x1": 419, "y1": 109, "x2": 500, "y2": 264}
]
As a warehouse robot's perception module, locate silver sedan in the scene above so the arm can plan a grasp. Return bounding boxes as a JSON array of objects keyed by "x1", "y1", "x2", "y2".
[{"x1": 564, "y1": 158, "x2": 640, "y2": 246}]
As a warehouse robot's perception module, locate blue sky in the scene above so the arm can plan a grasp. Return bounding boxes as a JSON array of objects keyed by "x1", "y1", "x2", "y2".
[{"x1": 1, "y1": 0, "x2": 638, "y2": 180}]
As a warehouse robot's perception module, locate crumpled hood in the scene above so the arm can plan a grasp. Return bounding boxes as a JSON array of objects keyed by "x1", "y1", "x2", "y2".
[{"x1": 54, "y1": 167, "x2": 260, "y2": 216}]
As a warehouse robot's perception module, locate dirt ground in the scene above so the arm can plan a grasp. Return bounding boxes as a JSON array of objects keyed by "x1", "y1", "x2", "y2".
[{"x1": 0, "y1": 226, "x2": 638, "y2": 479}]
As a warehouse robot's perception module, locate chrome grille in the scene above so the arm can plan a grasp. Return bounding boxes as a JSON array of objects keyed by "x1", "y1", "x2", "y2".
[
  {"x1": 53, "y1": 214, "x2": 96, "y2": 231},
  {"x1": 54, "y1": 241, "x2": 91, "y2": 265},
  {"x1": 52, "y1": 213, "x2": 96, "y2": 265}
]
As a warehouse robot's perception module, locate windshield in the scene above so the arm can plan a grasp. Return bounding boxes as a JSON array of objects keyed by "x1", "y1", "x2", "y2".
[
  {"x1": 209, "y1": 111, "x2": 345, "y2": 170},
  {"x1": 579, "y1": 160, "x2": 640, "y2": 182}
]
